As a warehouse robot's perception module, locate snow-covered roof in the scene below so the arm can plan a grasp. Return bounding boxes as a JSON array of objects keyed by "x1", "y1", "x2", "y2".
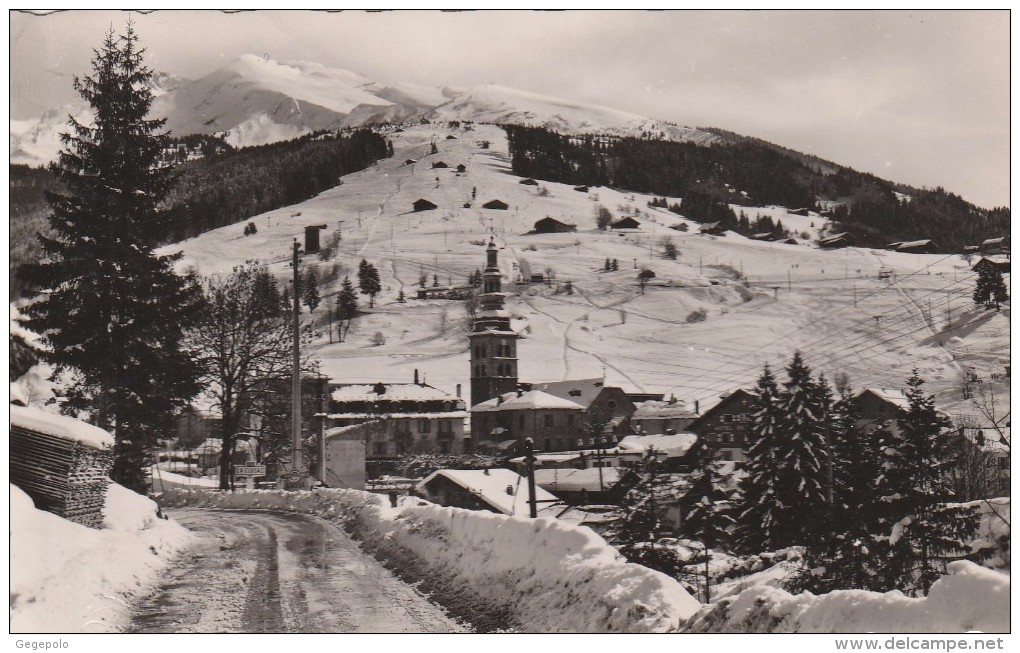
[
  {"x1": 528, "y1": 378, "x2": 606, "y2": 409},
  {"x1": 898, "y1": 239, "x2": 935, "y2": 248},
  {"x1": 417, "y1": 468, "x2": 562, "y2": 516},
  {"x1": 10, "y1": 404, "x2": 113, "y2": 450},
  {"x1": 618, "y1": 433, "x2": 698, "y2": 458},
  {"x1": 324, "y1": 411, "x2": 468, "y2": 420},
  {"x1": 856, "y1": 387, "x2": 910, "y2": 410},
  {"x1": 632, "y1": 400, "x2": 697, "y2": 420},
  {"x1": 331, "y1": 383, "x2": 459, "y2": 403},
  {"x1": 472, "y1": 389, "x2": 584, "y2": 412},
  {"x1": 534, "y1": 467, "x2": 622, "y2": 493}
]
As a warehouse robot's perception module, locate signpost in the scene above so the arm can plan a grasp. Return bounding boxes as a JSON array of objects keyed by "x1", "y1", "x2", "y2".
[{"x1": 234, "y1": 464, "x2": 267, "y2": 490}]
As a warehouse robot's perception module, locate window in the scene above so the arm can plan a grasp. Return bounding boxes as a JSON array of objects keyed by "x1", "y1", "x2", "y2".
[
  {"x1": 438, "y1": 419, "x2": 451, "y2": 433},
  {"x1": 480, "y1": 346, "x2": 487, "y2": 358},
  {"x1": 544, "y1": 414, "x2": 553, "y2": 427},
  {"x1": 418, "y1": 419, "x2": 431, "y2": 433},
  {"x1": 722, "y1": 414, "x2": 734, "y2": 423}
]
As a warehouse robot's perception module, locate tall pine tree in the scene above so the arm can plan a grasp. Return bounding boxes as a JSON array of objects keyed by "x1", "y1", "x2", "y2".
[
  {"x1": 20, "y1": 24, "x2": 201, "y2": 491},
  {"x1": 772, "y1": 352, "x2": 830, "y2": 547},
  {"x1": 358, "y1": 259, "x2": 382, "y2": 307},
  {"x1": 734, "y1": 364, "x2": 784, "y2": 552},
  {"x1": 882, "y1": 371, "x2": 980, "y2": 595}
]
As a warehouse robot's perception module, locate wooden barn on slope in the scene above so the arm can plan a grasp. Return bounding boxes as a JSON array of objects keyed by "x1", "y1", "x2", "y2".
[
  {"x1": 482, "y1": 199, "x2": 509, "y2": 210},
  {"x1": 413, "y1": 198, "x2": 438, "y2": 212},
  {"x1": 818, "y1": 232, "x2": 854, "y2": 248},
  {"x1": 533, "y1": 216, "x2": 577, "y2": 234},
  {"x1": 895, "y1": 239, "x2": 938, "y2": 254},
  {"x1": 610, "y1": 216, "x2": 641, "y2": 230}
]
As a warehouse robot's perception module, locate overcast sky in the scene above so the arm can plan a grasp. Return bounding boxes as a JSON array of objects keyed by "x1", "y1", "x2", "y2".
[{"x1": 9, "y1": 9, "x2": 1010, "y2": 208}]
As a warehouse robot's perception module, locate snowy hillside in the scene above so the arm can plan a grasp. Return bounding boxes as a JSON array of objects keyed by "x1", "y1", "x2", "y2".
[
  {"x1": 431, "y1": 84, "x2": 720, "y2": 143},
  {"x1": 164, "y1": 122, "x2": 1007, "y2": 417}
]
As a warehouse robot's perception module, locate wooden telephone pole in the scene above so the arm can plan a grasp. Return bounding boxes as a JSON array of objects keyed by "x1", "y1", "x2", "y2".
[{"x1": 290, "y1": 241, "x2": 304, "y2": 483}]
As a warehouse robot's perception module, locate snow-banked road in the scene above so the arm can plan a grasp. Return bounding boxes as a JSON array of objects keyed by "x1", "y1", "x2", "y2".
[{"x1": 128, "y1": 508, "x2": 465, "y2": 633}]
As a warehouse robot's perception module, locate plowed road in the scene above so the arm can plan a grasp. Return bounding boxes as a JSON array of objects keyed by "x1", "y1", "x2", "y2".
[{"x1": 129, "y1": 508, "x2": 465, "y2": 633}]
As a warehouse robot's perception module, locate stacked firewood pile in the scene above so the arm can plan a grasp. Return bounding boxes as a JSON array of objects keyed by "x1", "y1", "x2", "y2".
[{"x1": 10, "y1": 423, "x2": 114, "y2": 529}]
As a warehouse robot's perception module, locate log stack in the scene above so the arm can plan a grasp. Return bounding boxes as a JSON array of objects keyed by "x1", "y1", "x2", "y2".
[{"x1": 10, "y1": 407, "x2": 114, "y2": 529}]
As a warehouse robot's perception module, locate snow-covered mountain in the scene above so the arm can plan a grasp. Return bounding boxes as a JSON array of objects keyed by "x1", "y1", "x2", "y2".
[{"x1": 11, "y1": 55, "x2": 719, "y2": 164}]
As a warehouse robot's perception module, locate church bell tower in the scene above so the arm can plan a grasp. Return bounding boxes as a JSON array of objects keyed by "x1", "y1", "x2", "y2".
[{"x1": 469, "y1": 238, "x2": 520, "y2": 406}]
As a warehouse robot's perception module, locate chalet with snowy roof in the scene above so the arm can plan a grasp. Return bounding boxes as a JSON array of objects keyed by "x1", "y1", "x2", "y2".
[
  {"x1": 323, "y1": 372, "x2": 468, "y2": 463},
  {"x1": 896, "y1": 239, "x2": 938, "y2": 254},
  {"x1": 519, "y1": 178, "x2": 539, "y2": 186},
  {"x1": 751, "y1": 232, "x2": 777, "y2": 241},
  {"x1": 818, "y1": 232, "x2": 854, "y2": 248},
  {"x1": 780, "y1": 237, "x2": 800, "y2": 245},
  {"x1": 446, "y1": 134, "x2": 457, "y2": 140},
  {"x1": 610, "y1": 216, "x2": 641, "y2": 230},
  {"x1": 482, "y1": 199, "x2": 509, "y2": 210},
  {"x1": 413, "y1": 198, "x2": 438, "y2": 212},
  {"x1": 456, "y1": 164, "x2": 467, "y2": 173},
  {"x1": 533, "y1": 216, "x2": 577, "y2": 234},
  {"x1": 699, "y1": 222, "x2": 725, "y2": 236},
  {"x1": 403, "y1": 158, "x2": 417, "y2": 165},
  {"x1": 431, "y1": 161, "x2": 449, "y2": 169},
  {"x1": 631, "y1": 398, "x2": 698, "y2": 434},
  {"x1": 471, "y1": 389, "x2": 585, "y2": 452},
  {"x1": 972, "y1": 257, "x2": 1010, "y2": 275},
  {"x1": 686, "y1": 389, "x2": 756, "y2": 461},
  {"x1": 415, "y1": 468, "x2": 563, "y2": 517},
  {"x1": 851, "y1": 387, "x2": 910, "y2": 425},
  {"x1": 573, "y1": 185, "x2": 589, "y2": 193},
  {"x1": 980, "y1": 236, "x2": 1010, "y2": 255}
]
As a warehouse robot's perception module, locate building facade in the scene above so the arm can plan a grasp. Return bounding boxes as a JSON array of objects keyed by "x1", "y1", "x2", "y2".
[{"x1": 686, "y1": 389, "x2": 756, "y2": 461}]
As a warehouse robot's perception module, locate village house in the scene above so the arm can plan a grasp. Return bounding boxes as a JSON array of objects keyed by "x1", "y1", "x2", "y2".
[
  {"x1": 972, "y1": 256, "x2": 1010, "y2": 276},
  {"x1": 630, "y1": 398, "x2": 698, "y2": 434},
  {"x1": 699, "y1": 222, "x2": 726, "y2": 236},
  {"x1": 686, "y1": 389, "x2": 756, "y2": 461},
  {"x1": 519, "y1": 178, "x2": 539, "y2": 186},
  {"x1": 895, "y1": 239, "x2": 938, "y2": 254},
  {"x1": 980, "y1": 236, "x2": 1010, "y2": 256},
  {"x1": 323, "y1": 373, "x2": 468, "y2": 469}
]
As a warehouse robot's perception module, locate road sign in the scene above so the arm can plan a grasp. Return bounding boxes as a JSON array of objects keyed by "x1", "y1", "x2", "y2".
[
  {"x1": 234, "y1": 465, "x2": 266, "y2": 477},
  {"x1": 286, "y1": 469, "x2": 302, "y2": 482}
]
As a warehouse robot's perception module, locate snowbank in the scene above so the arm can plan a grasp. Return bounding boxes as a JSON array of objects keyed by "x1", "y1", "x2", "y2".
[
  {"x1": 149, "y1": 466, "x2": 221, "y2": 492},
  {"x1": 10, "y1": 483, "x2": 194, "y2": 633},
  {"x1": 160, "y1": 487, "x2": 700, "y2": 632},
  {"x1": 683, "y1": 560, "x2": 1009, "y2": 633}
]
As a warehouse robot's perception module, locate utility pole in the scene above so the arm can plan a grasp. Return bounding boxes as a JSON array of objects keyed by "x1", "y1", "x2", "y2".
[
  {"x1": 524, "y1": 438, "x2": 538, "y2": 518},
  {"x1": 787, "y1": 267, "x2": 792, "y2": 292},
  {"x1": 291, "y1": 240, "x2": 304, "y2": 483}
]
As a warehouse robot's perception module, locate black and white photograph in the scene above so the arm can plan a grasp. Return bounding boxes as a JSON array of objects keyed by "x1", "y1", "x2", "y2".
[{"x1": 8, "y1": 8, "x2": 1011, "y2": 642}]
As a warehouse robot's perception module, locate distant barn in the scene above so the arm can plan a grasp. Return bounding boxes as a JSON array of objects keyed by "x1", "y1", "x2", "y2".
[
  {"x1": 482, "y1": 199, "x2": 509, "y2": 210},
  {"x1": 534, "y1": 217, "x2": 577, "y2": 234},
  {"x1": 519, "y1": 178, "x2": 539, "y2": 186},
  {"x1": 981, "y1": 236, "x2": 1010, "y2": 255},
  {"x1": 972, "y1": 257, "x2": 1010, "y2": 275},
  {"x1": 431, "y1": 161, "x2": 449, "y2": 169},
  {"x1": 456, "y1": 164, "x2": 467, "y2": 173},
  {"x1": 699, "y1": 222, "x2": 725, "y2": 236},
  {"x1": 751, "y1": 232, "x2": 776, "y2": 242},
  {"x1": 573, "y1": 185, "x2": 589, "y2": 193},
  {"x1": 781, "y1": 237, "x2": 799, "y2": 245},
  {"x1": 446, "y1": 134, "x2": 458, "y2": 140},
  {"x1": 403, "y1": 158, "x2": 417, "y2": 165},
  {"x1": 819, "y1": 232, "x2": 854, "y2": 249},
  {"x1": 610, "y1": 216, "x2": 641, "y2": 230},
  {"x1": 413, "y1": 198, "x2": 438, "y2": 212},
  {"x1": 896, "y1": 239, "x2": 938, "y2": 254}
]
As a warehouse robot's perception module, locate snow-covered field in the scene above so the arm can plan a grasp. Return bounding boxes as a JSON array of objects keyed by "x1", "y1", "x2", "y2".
[
  {"x1": 159, "y1": 487, "x2": 701, "y2": 632},
  {"x1": 10, "y1": 483, "x2": 194, "y2": 633},
  {"x1": 164, "y1": 122, "x2": 1007, "y2": 418}
]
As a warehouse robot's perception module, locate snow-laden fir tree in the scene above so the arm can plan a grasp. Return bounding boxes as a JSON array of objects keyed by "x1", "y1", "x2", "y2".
[
  {"x1": 20, "y1": 24, "x2": 201, "y2": 492},
  {"x1": 357, "y1": 259, "x2": 382, "y2": 307},
  {"x1": 611, "y1": 448, "x2": 688, "y2": 577},
  {"x1": 879, "y1": 371, "x2": 980, "y2": 595},
  {"x1": 734, "y1": 364, "x2": 784, "y2": 552},
  {"x1": 681, "y1": 439, "x2": 736, "y2": 601},
  {"x1": 792, "y1": 385, "x2": 889, "y2": 592},
  {"x1": 335, "y1": 277, "x2": 358, "y2": 342},
  {"x1": 772, "y1": 352, "x2": 830, "y2": 547},
  {"x1": 973, "y1": 264, "x2": 1008, "y2": 310}
]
